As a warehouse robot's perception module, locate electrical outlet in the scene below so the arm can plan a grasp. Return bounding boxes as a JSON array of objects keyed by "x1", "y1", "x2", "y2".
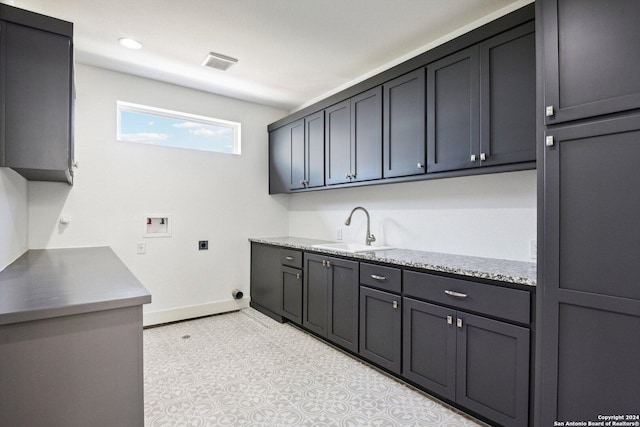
[
  {"x1": 530, "y1": 240, "x2": 537, "y2": 260},
  {"x1": 137, "y1": 242, "x2": 146, "y2": 254},
  {"x1": 199, "y1": 240, "x2": 208, "y2": 250},
  {"x1": 337, "y1": 228, "x2": 343, "y2": 240}
]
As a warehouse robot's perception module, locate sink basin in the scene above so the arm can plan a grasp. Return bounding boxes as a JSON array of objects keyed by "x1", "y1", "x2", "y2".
[{"x1": 311, "y1": 242, "x2": 395, "y2": 253}]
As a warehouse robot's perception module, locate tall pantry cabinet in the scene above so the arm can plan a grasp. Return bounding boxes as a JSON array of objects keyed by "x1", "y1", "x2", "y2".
[{"x1": 537, "y1": 0, "x2": 640, "y2": 423}]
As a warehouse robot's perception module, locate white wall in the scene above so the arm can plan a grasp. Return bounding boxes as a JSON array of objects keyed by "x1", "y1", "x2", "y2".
[
  {"x1": 28, "y1": 64, "x2": 289, "y2": 325},
  {"x1": 289, "y1": 170, "x2": 536, "y2": 262},
  {"x1": 0, "y1": 168, "x2": 28, "y2": 270}
]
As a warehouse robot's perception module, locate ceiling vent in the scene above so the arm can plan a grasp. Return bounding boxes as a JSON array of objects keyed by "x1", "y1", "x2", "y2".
[{"x1": 201, "y1": 52, "x2": 238, "y2": 71}]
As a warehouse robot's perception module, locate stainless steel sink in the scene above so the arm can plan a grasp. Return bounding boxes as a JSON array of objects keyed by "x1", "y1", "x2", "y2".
[{"x1": 311, "y1": 242, "x2": 395, "y2": 253}]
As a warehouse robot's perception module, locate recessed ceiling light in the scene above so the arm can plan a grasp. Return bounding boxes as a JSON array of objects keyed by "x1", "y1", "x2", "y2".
[
  {"x1": 202, "y1": 52, "x2": 238, "y2": 72},
  {"x1": 118, "y1": 38, "x2": 142, "y2": 50}
]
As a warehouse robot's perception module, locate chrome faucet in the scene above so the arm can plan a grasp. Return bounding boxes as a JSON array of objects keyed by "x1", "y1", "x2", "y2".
[{"x1": 345, "y1": 206, "x2": 376, "y2": 246}]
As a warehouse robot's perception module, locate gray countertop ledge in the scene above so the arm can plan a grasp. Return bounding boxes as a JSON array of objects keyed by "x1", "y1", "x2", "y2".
[
  {"x1": 250, "y1": 236, "x2": 536, "y2": 287},
  {"x1": 0, "y1": 246, "x2": 151, "y2": 326}
]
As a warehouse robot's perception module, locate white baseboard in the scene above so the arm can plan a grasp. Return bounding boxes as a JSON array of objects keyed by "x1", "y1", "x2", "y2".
[{"x1": 143, "y1": 297, "x2": 250, "y2": 327}]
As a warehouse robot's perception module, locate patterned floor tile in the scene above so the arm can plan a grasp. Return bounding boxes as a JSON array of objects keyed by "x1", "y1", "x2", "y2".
[{"x1": 144, "y1": 308, "x2": 484, "y2": 427}]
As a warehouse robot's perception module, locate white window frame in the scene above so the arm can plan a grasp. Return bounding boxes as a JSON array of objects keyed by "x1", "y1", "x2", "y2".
[{"x1": 116, "y1": 101, "x2": 241, "y2": 155}]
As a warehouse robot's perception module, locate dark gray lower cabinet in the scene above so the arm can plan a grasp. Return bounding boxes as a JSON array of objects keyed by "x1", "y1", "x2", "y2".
[
  {"x1": 250, "y1": 243, "x2": 283, "y2": 321},
  {"x1": 402, "y1": 298, "x2": 456, "y2": 401},
  {"x1": 403, "y1": 297, "x2": 530, "y2": 427},
  {"x1": 282, "y1": 266, "x2": 302, "y2": 324},
  {"x1": 359, "y1": 286, "x2": 401, "y2": 374},
  {"x1": 303, "y1": 253, "x2": 359, "y2": 352},
  {"x1": 457, "y1": 312, "x2": 530, "y2": 427}
]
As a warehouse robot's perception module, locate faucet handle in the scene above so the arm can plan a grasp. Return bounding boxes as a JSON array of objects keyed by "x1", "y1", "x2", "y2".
[{"x1": 368, "y1": 234, "x2": 377, "y2": 244}]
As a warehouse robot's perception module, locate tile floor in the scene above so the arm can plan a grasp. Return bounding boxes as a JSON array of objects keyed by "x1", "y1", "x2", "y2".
[{"x1": 144, "y1": 308, "x2": 484, "y2": 426}]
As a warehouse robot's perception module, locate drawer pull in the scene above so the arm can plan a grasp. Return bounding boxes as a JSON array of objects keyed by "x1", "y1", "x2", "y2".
[
  {"x1": 447, "y1": 315, "x2": 453, "y2": 325},
  {"x1": 445, "y1": 290, "x2": 468, "y2": 298},
  {"x1": 285, "y1": 256, "x2": 295, "y2": 261},
  {"x1": 296, "y1": 273, "x2": 300, "y2": 280},
  {"x1": 370, "y1": 274, "x2": 386, "y2": 281},
  {"x1": 392, "y1": 301, "x2": 398, "y2": 309}
]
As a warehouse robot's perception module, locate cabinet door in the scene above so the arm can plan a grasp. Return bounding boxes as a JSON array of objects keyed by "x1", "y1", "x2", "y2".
[
  {"x1": 427, "y1": 46, "x2": 479, "y2": 173},
  {"x1": 351, "y1": 87, "x2": 382, "y2": 182},
  {"x1": 479, "y1": 22, "x2": 535, "y2": 166},
  {"x1": 250, "y1": 243, "x2": 283, "y2": 320},
  {"x1": 0, "y1": 20, "x2": 72, "y2": 183},
  {"x1": 359, "y1": 287, "x2": 401, "y2": 374},
  {"x1": 540, "y1": 114, "x2": 640, "y2": 424},
  {"x1": 289, "y1": 120, "x2": 306, "y2": 190},
  {"x1": 325, "y1": 100, "x2": 351, "y2": 185},
  {"x1": 456, "y1": 312, "x2": 529, "y2": 427},
  {"x1": 269, "y1": 119, "x2": 304, "y2": 194},
  {"x1": 542, "y1": 0, "x2": 640, "y2": 124},
  {"x1": 282, "y1": 266, "x2": 302, "y2": 325},
  {"x1": 402, "y1": 298, "x2": 456, "y2": 401},
  {"x1": 326, "y1": 257, "x2": 359, "y2": 353},
  {"x1": 305, "y1": 111, "x2": 325, "y2": 188},
  {"x1": 303, "y1": 253, "x2": 328, "y2": 336},
  {"x1": 383, "y1": 69, "x2": 426, "y2": 178}
]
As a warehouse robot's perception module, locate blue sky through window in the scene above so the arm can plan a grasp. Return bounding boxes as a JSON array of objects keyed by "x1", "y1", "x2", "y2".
[{"x1": 117, "y1": 102, "x2": 240, "y2": 154}]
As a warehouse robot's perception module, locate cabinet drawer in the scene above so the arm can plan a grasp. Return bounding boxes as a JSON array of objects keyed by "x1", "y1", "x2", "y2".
[
  {"x1": 403, "y1": 270, "x2": 530, "y2": 325},
  {"x1": 360, "y1": 263, "x2": 401, "y2": 293},
  {"x1": 281, "y1": 249, "x2": 302, "y2": 268}
]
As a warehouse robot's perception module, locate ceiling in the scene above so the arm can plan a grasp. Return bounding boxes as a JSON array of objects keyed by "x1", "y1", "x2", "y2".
[{"x1": 4, "y1": 0, "x2": 530, "y2": 111}]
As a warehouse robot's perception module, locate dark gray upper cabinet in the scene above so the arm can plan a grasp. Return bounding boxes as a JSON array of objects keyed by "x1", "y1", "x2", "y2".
[
  {"x1": 428, "y1": 22, "x2": 535, "y2": 173},
  {"x1": 539, "y1": 114, "x2": 640, "y2": 424},
  {"x1": 304, "y1": 111, "x2": 325, "y2": 188},
  {"x1": 351, "y1": 87, "x2": 382, "y2": 182},
  {"x1": 269, "y1": 119, "x2": 302, "y2": 194},
  {"x1": 479, "y1": 22, "x2": 535, "y2": 166},
  {"x1": 542, "y1": 0, "x2": 640, "y2": 124},
  {"x1": 427, "y1": 46, "x2": 479, "y2": 173},
  {"x1": 326, "y1": 87, "x2": 382, "y2": 185},
  {"x1": 360, "y1": 286, "x2": 402, "y2": 374},
  {"x1": 383, "y1": 69, "x2": 426, "y2": 178},
  {"x1": 325, "y1": 100, "x2": 351, "y2": 185},
  {"x1": 0, "y1": 5, "x2": 74, "y2": 185},
  {"x1": 269, "y1": 114, "x2": 323, "y2": 193}
]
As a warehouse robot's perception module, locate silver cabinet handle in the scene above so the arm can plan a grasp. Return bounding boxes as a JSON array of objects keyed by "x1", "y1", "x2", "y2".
[
  {"x1": 444, "y1": 290, "x2": 468, "y2": 298},
  {"x1": 447, "y1": 315, "x2": 453, "y2": 325},
  {"x1": 370, "y1": 274, "x2": 386, "y2": 281},
  {"x1": 457, "y1": 318, "x2": 463, "y2": 328},
  {"x1": 417, "y1": 162, "x2": 424, "y2": 168},
  {"x1": 285, "y1": 256, "x2": 295, "y2": 261},
  {"x1": 545, "y1": 105, "x2": 554, "y2": 117},
  {"x1": 392, "y1": 301, "x2": 398, "y2": 309},
  {"x1": 480, "y1": 153, "x2": 486, "y2": 161},
  {"x1": 296, "y1": 273, "x2": 300, "y2": 280},
  {"x1": 546, "y1": 135, "x2": 554, "y2": 147},
  {"x1": 322, "y1": 260, "x2": 326, "y2": 267},
  {"x1": 470, "y1": 154, "x2": 477, "y2": 162},
  {"x1": 346, "y1": 173, "x2": 351, "y2": 179}
]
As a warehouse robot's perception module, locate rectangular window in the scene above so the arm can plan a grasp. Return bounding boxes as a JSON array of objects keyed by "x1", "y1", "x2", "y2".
[{"x1": 116, "y1": 101, "x2": 241, "y2": 155}]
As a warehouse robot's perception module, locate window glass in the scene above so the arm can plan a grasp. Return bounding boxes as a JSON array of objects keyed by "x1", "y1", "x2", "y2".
[{"x1": 117, "y1": 101, "x2": 241, "y2": 155}]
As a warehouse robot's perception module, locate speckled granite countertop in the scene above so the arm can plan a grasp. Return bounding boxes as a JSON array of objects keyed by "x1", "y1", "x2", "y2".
[{"x1": 250, "y1": 236, "x2": 536, "y2": 287}]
